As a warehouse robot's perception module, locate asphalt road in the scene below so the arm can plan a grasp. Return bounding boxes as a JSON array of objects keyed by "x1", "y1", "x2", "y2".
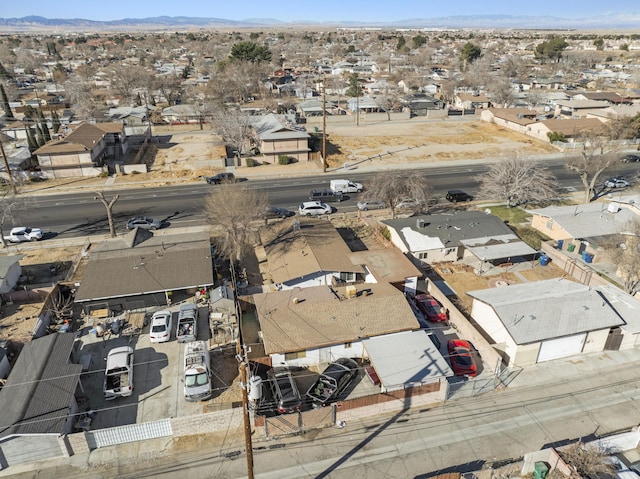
[{"x1": 16, "y1": 159, "x2": 640, "y2": 239}]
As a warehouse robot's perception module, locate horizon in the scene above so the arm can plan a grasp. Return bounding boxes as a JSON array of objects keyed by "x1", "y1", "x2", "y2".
[{"x1": 2, "y1": 0, "x2": 640, "y2": 24}]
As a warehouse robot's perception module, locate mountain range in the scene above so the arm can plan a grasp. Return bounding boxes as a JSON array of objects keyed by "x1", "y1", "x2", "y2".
[{"x1": 0, "y1": 14, "x2": 639, "y2": 30}]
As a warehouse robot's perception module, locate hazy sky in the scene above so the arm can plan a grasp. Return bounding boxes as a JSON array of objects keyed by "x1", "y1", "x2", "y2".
[{"x1": 2, "y1": 0, "x2": 639, "y2": 22}]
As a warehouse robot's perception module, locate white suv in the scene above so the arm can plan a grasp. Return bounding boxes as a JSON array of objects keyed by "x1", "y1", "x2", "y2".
[{"x1": 299, "y1": 201, "x2": 331, "y2": 216}]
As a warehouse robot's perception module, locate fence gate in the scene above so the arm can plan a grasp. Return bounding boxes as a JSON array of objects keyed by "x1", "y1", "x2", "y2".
[
  {"x1": 264, "y1": 413, "x2": 301, "y2": 438},
  {"x1": 86, "y1": 419, "x2": 172, "y2": 449}
]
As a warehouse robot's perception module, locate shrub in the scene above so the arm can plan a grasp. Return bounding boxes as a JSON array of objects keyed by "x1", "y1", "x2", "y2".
[
  {"x1": 547, "y1": 131, "x2": 565, "y2": 143},
  {"x1": 278, "y1": 155, "x2": 291, "y2": 165},
  {"x1": 130, "y1": 170, "x2": 140, "y2": 175},
  {"x1": 378, "y1": 226, "x2": 391, "y2": 242},
  {"x1": 98, "y1": 171, "x2": 110, "y2": 178},
  {"x1": 246, "y1": 157, "x2": 256, "y2": 167}
]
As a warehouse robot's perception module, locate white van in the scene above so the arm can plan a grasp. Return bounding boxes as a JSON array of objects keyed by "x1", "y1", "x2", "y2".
[{"x1": 330, "y1": 179, "x2": 363, "y2": 194}]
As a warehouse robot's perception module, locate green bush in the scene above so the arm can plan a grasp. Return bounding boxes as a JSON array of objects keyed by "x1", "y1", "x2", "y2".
[
  {"x1": 378, "y1": 226, "x2": 391, "y2": 241},
  {"x1": 547, "y1": 131, "x2": 566, "y2": 143},
  {"x1": 246, "y1": 157, "x2": 256, "y2": 167},
  {"x1": 98, "y1": 171, "x2": 110, "y2": 178},
  {"x1": 278, "y1": 155, "x2": 291, "y2": 165}
]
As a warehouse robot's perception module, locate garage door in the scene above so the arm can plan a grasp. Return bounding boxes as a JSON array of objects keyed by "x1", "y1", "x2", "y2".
[{"x1": 537, "y1": 333, "x2": 587, "y2": 362}]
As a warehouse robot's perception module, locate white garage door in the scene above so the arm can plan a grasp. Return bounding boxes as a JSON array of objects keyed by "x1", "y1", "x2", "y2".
[{"x1": 537, "y1": 333, "x2": 587, "y2": 362}]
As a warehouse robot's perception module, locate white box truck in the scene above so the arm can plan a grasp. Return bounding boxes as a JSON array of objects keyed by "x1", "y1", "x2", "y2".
[
  {"x1": 330, "y1": 179, "x2": 363, "y2": 194},
  {"x1": 183, "y1": 341, "x2": 212, "y2": 401}
]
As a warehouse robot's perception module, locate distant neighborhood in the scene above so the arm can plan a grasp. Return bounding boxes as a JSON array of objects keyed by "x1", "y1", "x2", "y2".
[{"x1": 0, "y1": 25, "x2": 640, "y2": 476}]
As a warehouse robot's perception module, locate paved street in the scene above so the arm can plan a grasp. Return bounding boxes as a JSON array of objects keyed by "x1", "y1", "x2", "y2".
[{"x1": 5, "y1": 348, "x2": 640, "y2": 479}]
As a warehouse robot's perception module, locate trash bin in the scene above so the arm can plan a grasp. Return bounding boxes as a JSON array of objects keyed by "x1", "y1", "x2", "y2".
[
  {"x1": 557, "y1": 240, "x2": 564, "y2": 250},
  {"x1": 584, "y1": 253, "x2": 594, "y2": 264},
  {"x1": 539, "y1": 255, "x2": 550, "y2": 266},
  {"x1": 567, "y1": 243, "x2": 576, "y2": 252}
]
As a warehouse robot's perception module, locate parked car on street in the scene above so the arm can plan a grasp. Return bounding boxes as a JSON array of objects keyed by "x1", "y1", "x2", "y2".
[
  {"x1": 149, "y1": 310, "x2": 172, "y2": 343},
  {"x1": 446, "y1": 190, "x2": 473, "y2": 202},
  {"x1": 306, "y1": 357, "x2": 358, "y2": 408},
  {"x1": 414, "y1": 294, "x2": 448, "y2": 322},
  {"x1": 621, "y1": 154, "x2": 640, "y2": 163},
  {"x1": 357, "y1": 200, "x2": 387, "y2": 211},
  {"x1": 604, "y1": 178, "x2": 630, "y2": 189},
  {"x1": 397, "y1": 198, "x2": 423, "y2": 209},
  {"x1": 4, "y1": 226, "x2": 43, "y2": 243},
  {"x1": 268, "y1": 369, "x2": 302, "y2": 414},
  {"x1": 299, "y1": 201, "x2": 332, "y2": 216},
  {"x1": 447, "y1": 339, "x2": 478, "y2": 378},
  {"x1": 126, "y1": 217, "x2": 162, "y2": 230},
  {"x1": 263, "y1": 206, "x2": 294, "y2": 219},
  {"x1": 205, "y1": 173, "x2": 236, "y2": 184}
]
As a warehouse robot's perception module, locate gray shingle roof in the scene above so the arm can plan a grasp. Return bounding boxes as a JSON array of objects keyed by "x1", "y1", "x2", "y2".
[
  {"x1": 467, "y1": 279, "x2": 625, "y2": 344},
  {"x1": 0, "y1": 333, "x2": 81, "y2": 438}
]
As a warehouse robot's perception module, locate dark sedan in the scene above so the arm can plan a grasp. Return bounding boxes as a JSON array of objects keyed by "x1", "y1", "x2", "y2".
[
  {"x1": 263, "y1": 207, "x2": 294, "y2": 219},
  {"x1": 205, "y1": 173, "x2": 236, "y2": 184},
  {"x1": 621, "y1": 154, "x2": 640, "y2": 163},
  {"x1": 447, "y1": 339, "x2": 478, "y2": 378}
]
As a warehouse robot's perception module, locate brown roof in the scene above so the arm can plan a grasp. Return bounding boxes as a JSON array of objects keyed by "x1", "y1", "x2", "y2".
[
  {"x1": 74, "y1": 232, "x2": 214, "y2": 302},
  {"x1": 348, "y1": 248, "x2": 422, "y2": 284},
  {"x1": 457, "y1": 92, "x2": 490, "y2": 103},
  {"x1": 487, "y1": 107, "x2": 540, "y2": 126},
  {"x1": 64, "y1": 123, "x2": 108, "y2": 149},
  {"x1": 253, "y1": 282, "x2": 420, "y2": 354},
  {"x1": 33, "y1": 138, "x2": 90, "y2": 155},
  {"x1": 261, "y1": 218, "x2": 363, "y2": 285},
  {"x1": 539, "y1": 118, "x2": 605, "y2": 136},
  {"x1": 94, "y1": 122, "x2": 125, "y2": 134}
]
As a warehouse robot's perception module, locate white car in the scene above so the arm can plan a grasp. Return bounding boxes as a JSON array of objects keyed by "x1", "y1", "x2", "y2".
[
  {"x1": 605, "y1": 178, "x2": 630, "y2": 188},
  {"x1": 5, "y1": 226, "x2": 43, "y2": 243},
  {"x1": 149, "y1": 310, "x2": 172, "y2": 343},
  {"x1": 298, "y1": 201, "x2": 331, "y2": 216}
]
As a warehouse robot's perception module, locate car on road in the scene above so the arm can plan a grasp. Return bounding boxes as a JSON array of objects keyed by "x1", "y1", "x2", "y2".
[
  {"x1": 205, "y1": 173, "x2": 236, "y2": 184},
  {"x1": 446, "y1": 190, "x2": 473, "y2": 202},
  {"x1": 4, "y1": 226, "x2": 43, "y2": 243},
  {"x1": 309, "y1": 189, "x2": 344, "y2": 203},
  {"x1": 149, "y1": 310, "x2": 172, "y2": 343},
  {"x1": 357, "y1": 200, "x2": 387, "y2": 211},
  {"x1": 604, "y1": 178, "x2": 630, "y2": 189},
  {"x1": 621, "y1": 154, "x2": 640, "y2": 163},
  {"x1": 397, "y1": 198, "x2": 423, "y2": 209},
  {"x1": 447, "y1": 339, "x2": 478, "y2": 378},
  {"x1": 126, "y1": 216, "x2": 162, "y2": 230},
  {"x1": 268, "y1": 369, "x2": 302, "y2": 414},
  {"x1": 299, "y1": 201, "x2": 331, "y2": 216},
  {"x1": 306, "y1": 357, "x2": 358, "y2": 408},
  {"x1": 263, "y1": 207, "x2": 294, "y2": 220},
  {"x1": 414, "y1": 294, "x2": 448, "y2": 322}
]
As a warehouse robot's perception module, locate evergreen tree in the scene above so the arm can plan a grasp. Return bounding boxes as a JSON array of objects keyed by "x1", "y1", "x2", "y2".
[
  {"x1": 26, "y1": 127, "x2": 38, "y2": 152},
  {"x1": 0, "y1": 83, "x2": 15, "y2": 119},
  {"x1": 36, "y1": 123, "x2": 46, "y2": 147},
  {"x1": 135, "y1": 92, "x2": 142, "y2": 107},
  {"x1": 37, "y1": 109, "x2": 51, "y2": 143},
  {"x1": 51, "y1": 111, "x2": 61, "y2": 134}
]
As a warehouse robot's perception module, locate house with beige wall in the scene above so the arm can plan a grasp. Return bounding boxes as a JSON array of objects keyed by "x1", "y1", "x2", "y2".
[{"x1": 253, "y1": 113, "x2": 310, "y2": 163}]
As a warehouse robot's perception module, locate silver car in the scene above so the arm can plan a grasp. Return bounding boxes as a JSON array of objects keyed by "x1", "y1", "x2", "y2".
[
  {"x1": 126, "y1": 216, "x2": 162, "y2": 230},
  {"x1": 299, "y1": 201, "x2": 331, "y2": 216},
  {"x1": 357, "y1": 200, "x2": 386, "y2": 211}
]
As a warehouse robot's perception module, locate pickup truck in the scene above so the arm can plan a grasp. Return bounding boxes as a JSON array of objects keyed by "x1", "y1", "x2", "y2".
[
  {"x1": 176, "y1": 303, "x2": 198, "y2": 343},
  {"x1": 4, "y1": 226, "x2": 43, "y2": 243},
  {"x1": 104, "y1": 346, "x2": 134, "y2": 400},
  {"x1": 306, "y1": 357, "x2": 358, "y2": 408}
]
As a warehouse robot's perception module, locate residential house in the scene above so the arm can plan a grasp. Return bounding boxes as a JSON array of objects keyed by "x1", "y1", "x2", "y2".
[
  {"x1": 480, "y1": 108, "x2": 549, "y2": 134},
  {"x1": 161, "y1": 104, "x2": 202, "y2": 124},
  {"x1": 467, "y1": 278, "x2": 634, "y2": 366},
  {"x1": 261, "y1": 218, "x2": 365, "y2": 290},
  {"x1": 252, "y1": 281, "x2": 421, "y2": 367},
  {"x1": 252, "y1": 113, "x2": 310, "y2": 163},
  {"x1": 529, "y1": 202, "x2": 637, "y2": 260},
  {"x1": 348, "y1": 248, "x2": 423, "y2": 295},
  {"x1": 453, "y1": 92, "x2": 491, "y2": 110},
  {"x1": 526, "y1": 117, "x2": 605, "y2": 142},
  {"x1": 554, "y1": 99, "x2": 610, "y2": 118},
  {"x1": 402, "y1": 94, "x2": 443, "y2": 117},
  {"x1": 383, "y1": 211, "x2": 536, "y2": 268},
  {"x1": 0, "y1": 333, "x2": 83, "y2": 469},
  {"x1": 569, "y1": 91, "x2": 627, "y2": 105},
  {"x1": 74, "y1": 229, "x2": 214, "y2": 314},
  {"x1": 347, "y1": 96, "x2": 382, "y2": 113}
]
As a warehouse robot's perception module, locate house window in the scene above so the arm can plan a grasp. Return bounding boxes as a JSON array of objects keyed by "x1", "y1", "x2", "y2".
[
  {"x1": 284, "y1": 351, "x2": 306, "y2": 361},
  {"x1": 546, "y1": 219, "x2": 554, "y2": 230},
  {"x1": 418, "y1": 252, "x2": 428, "y2": 260},
  {"x1": 339, "y1": 272, "x2": 355, "y2": 283},
  {"x1": 344, "y1": 342, "x2": 352, "y2": 348}
]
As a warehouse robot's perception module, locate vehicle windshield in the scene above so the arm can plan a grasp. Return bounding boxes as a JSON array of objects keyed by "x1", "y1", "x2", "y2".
[
  {"x1": 185, "y1": 372, "x2": 209, "y2": 387},
  {"x1": 151, "y1": 324, "x2": 166, "y2": 332},
  {"x1": 453, "y1": 348, "x2": 473, "y2": 366},
  {"x1": 23, "y1": 227, "x2": 32, "y2": 233}
]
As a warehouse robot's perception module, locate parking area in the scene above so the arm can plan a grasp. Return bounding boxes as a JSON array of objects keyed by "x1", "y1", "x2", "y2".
[{"x1": 77, "y1": 304, "x2": 226, "y2": 430}]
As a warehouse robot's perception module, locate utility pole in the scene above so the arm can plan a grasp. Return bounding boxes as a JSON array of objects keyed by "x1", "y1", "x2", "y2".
[
  {"x1": 0, "y1": 140, "x2": 17, "y2": 194},
  {"x1": 322, "y1": 75, "x2": 327, "y2": 174}
]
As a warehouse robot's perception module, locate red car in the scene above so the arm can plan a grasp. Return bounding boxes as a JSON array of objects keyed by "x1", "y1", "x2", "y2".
[
  {"x1": 447, "y1": 339, "x2": 478, "y2": 377},
  {"x1": 414, "y1": 294, "x2": 448, "y2": 322}
]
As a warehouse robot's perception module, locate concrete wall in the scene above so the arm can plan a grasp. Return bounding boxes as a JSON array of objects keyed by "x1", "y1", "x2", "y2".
[
  {"x1": 271, "y1": 341, "x2": 366, "y2": 368},
  {"x1": 584, "y1": 328, "x2": 610, "y2": 354},
  {"x1": 530, "y1": 214, "x2": 572, "y2": 241}
]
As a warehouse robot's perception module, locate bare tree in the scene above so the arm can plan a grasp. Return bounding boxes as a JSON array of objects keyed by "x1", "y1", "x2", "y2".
[
  {"x1": 479, "y1": 155, "x2": 558, "y2": 206},
  {"x1": 203, "y1": 182, "x2": 269, "y2": 263},
  {"x1": 111, "y1": 65, "x2": 150, "y2": 105},
  {"x1": 603, "y1": 219, "x2": 640, "y2": 295},
  {"x1": 64, "y1": 73, "x2": 101, "y2": 120},
  {"x1": 94, "y1": 191, "x2": 119, "y2": 238},
  {"x1": 0, "y1": 187, "x2": 30, "y2": 248},
  {"x1": 46, "y1": 284, "x2": 74, "y2": 323},
  {"x1": 558, "y1": 441, "x2": 614, "y2": 479},
  {"x1": 566, "y1": 128, "x2": 619, "y2": 203},
  {"x1": 210, "y1": 109, "x2": 255, "y2": 157},
  {"x1": 375, "y1": 87, "x2": 401, "y2": 121},
  {"x1": 362, "y1": 172, "x2": 432, "y2": 219}
]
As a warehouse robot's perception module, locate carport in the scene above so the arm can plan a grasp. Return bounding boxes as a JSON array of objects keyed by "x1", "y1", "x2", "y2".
[
  {"x1": 363, "y1": 330, "x2": 452, "y2": 395},
  {"x1": 460, "y1": 234, "x2": 537, "y2": 267}
]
